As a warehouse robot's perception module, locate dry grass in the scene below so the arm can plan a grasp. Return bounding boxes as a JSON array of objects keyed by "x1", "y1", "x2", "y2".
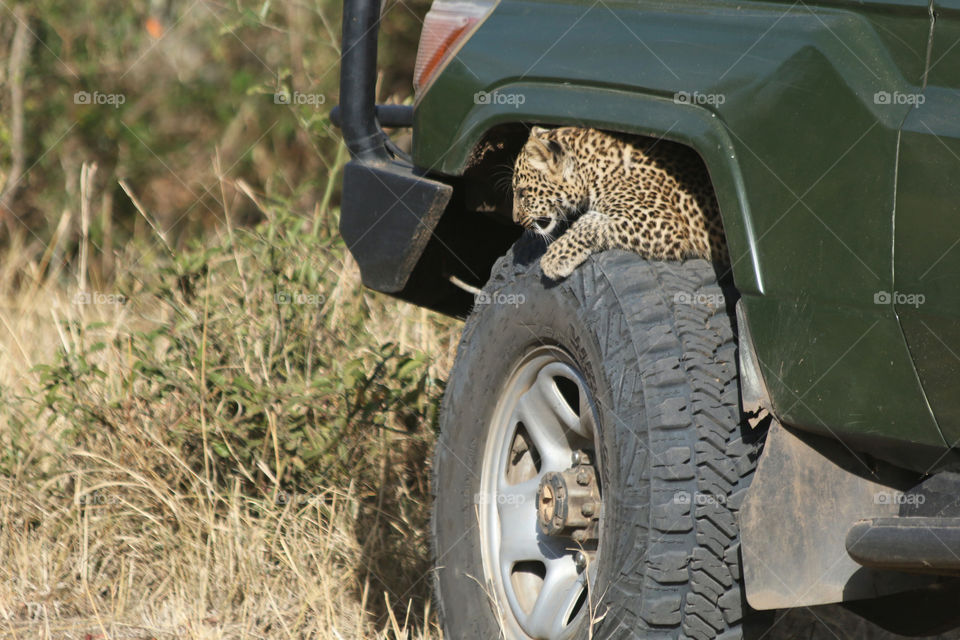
[
  {"x1": 0, "y1": 1, "x2": 451, "y2": 637},
  {"x1": 0, "y1": 480, "x2": 441, "y2": 639},
  {"x1": 0, "y1": 169, "x2": 457, "y2": 639}
]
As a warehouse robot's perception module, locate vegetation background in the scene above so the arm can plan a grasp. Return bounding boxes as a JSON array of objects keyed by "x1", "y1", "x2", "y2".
[{"x1": 0, "y1": 1, "x2": 452, "y2": 638}]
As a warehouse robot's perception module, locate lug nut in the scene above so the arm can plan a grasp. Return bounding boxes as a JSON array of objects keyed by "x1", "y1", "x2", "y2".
[
  {"x1": 581, "y1": 502, "x2": 596, "y2": 517},
  {"x1": 572, "y1": 450, "x2": 592, "y2": 465},
  {"x1": 576, "y1": 468, "x2": 591, "y2": 486}
]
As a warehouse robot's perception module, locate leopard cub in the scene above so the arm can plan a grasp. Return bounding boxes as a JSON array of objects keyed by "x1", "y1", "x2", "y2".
[{"x1": 512, "y1": 126, "x2": 727, "y2": 279}]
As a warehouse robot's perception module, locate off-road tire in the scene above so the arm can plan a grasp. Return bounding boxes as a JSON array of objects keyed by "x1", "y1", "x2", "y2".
[{"x1": 432, "y1": 235, "x2": 766, "y2": 639}]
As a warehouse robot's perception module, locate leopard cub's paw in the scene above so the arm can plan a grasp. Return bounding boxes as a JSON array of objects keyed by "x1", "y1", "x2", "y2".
[{"x1": 540, "y1": 245, "x2": 576, "y2": 280}]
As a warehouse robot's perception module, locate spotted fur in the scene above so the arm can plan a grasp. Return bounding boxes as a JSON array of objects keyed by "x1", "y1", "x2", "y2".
[{"x1": 512, "y1": 126, "x2": 728, "y2": 279}]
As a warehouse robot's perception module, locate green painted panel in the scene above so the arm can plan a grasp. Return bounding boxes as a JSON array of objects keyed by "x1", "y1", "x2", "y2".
[
  {"x1": 895, "y1": 68, "x2": 960, "y2": 446},
  {"x1": 411, "y1": 0, "x2": 943, "y2": 448},
  {"x1": 743, "y1": 294, "x2": 943, "y2": 448}
]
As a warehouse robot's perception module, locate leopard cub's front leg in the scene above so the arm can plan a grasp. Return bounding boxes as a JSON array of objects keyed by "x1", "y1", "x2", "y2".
[{"x1": 540, "y1": 211, "x2": 611, "y2": 280}]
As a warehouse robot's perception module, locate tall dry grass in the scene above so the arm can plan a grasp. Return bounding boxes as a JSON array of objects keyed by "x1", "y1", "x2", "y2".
[
  {"x1": 0, "y1": 2, "x2": 452, "y2": 636},
  {"x1": 0, "y1": 159, "x2": 458, "y2": 639}
]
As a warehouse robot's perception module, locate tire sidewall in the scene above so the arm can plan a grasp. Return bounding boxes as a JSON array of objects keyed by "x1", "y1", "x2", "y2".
[{"x1": 433, "y1": 251, "x2": 651, "y2": 638}]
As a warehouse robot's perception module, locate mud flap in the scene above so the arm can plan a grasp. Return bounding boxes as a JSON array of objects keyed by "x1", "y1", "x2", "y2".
[
  {"x1": 739, "y1": 421, "x2": 937, "y2": 609},
  {"x1": 340, "y1": 160, "x2": 452, "y2": 293}
]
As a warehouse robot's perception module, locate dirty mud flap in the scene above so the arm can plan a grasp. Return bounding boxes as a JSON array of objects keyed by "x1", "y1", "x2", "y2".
[
  {"x1": 340, "y1": 160, "x2": 452, "y2": 293},
  {"x1": 739, "y1": 421, "x2": 936, "y2": 609}
]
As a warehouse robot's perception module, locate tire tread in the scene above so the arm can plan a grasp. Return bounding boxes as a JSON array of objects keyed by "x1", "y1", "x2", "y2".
[{"x1": 434, "y1": 241, "x2": 764, "y2": 639}]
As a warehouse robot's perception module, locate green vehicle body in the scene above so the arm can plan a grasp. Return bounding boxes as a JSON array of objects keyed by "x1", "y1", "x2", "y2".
[{"x1": 411, "y1": 0, "x2": 960, "y2": 470}]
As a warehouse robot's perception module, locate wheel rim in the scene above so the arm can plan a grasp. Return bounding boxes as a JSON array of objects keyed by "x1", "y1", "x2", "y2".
[{"x1": 479, "y1": 346, "x2": 603, "y2": 640}]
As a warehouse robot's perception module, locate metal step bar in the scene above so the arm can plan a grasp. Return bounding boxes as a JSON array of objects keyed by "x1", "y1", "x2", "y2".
[{"x1": 847, "y1": 517, "x2": 960, "y2": 575}]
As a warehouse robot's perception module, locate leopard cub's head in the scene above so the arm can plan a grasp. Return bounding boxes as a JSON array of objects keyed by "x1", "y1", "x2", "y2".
[{"x1": 512, "y1": 127, "x2": 585, "y2": 236}]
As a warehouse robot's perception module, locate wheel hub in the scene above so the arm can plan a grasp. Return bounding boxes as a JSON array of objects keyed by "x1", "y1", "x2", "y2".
[
  {"x1": 478, "y1": 348, "x2": 603, "y2": 639},
  {"x1": 537, "y1": 450, "x2": 601, "y2": 542}
]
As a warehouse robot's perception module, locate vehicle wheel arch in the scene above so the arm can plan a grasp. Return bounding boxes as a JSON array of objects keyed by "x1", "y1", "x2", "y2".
[{"x1": 418, "y1": 82, "x2": 765, "y2": 297}]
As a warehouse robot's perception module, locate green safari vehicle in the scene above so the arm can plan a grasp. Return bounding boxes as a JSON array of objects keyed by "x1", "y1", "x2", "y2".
[{"x1": 333, "y1": 0, "x2": 960, "y2": 636}]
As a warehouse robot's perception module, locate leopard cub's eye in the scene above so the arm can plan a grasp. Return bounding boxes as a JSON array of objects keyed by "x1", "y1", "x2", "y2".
[{"x1": 515, "y1": 187, "x2": 528, "y2": 199}]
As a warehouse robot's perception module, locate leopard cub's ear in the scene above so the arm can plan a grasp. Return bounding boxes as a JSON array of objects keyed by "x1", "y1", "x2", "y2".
[
  {"x1": 525, "y1": 134, "x2": 576, "y2": 181},
  {"x1": 530, "y1": 125, "x2": 550, "y2": 138},
  {"x1": 525, "y1": 131, "x2": 568, "y2": 175}
]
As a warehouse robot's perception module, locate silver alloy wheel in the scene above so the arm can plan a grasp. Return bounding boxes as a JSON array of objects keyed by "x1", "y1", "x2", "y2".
[{"x1": 479, "y1": 346, "x2": 603, "y2": 640}]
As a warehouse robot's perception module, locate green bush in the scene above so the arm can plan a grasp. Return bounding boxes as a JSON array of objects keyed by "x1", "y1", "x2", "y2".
[{"x1": 30, "y1": 205, "x2": 444, "y2": 495}]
